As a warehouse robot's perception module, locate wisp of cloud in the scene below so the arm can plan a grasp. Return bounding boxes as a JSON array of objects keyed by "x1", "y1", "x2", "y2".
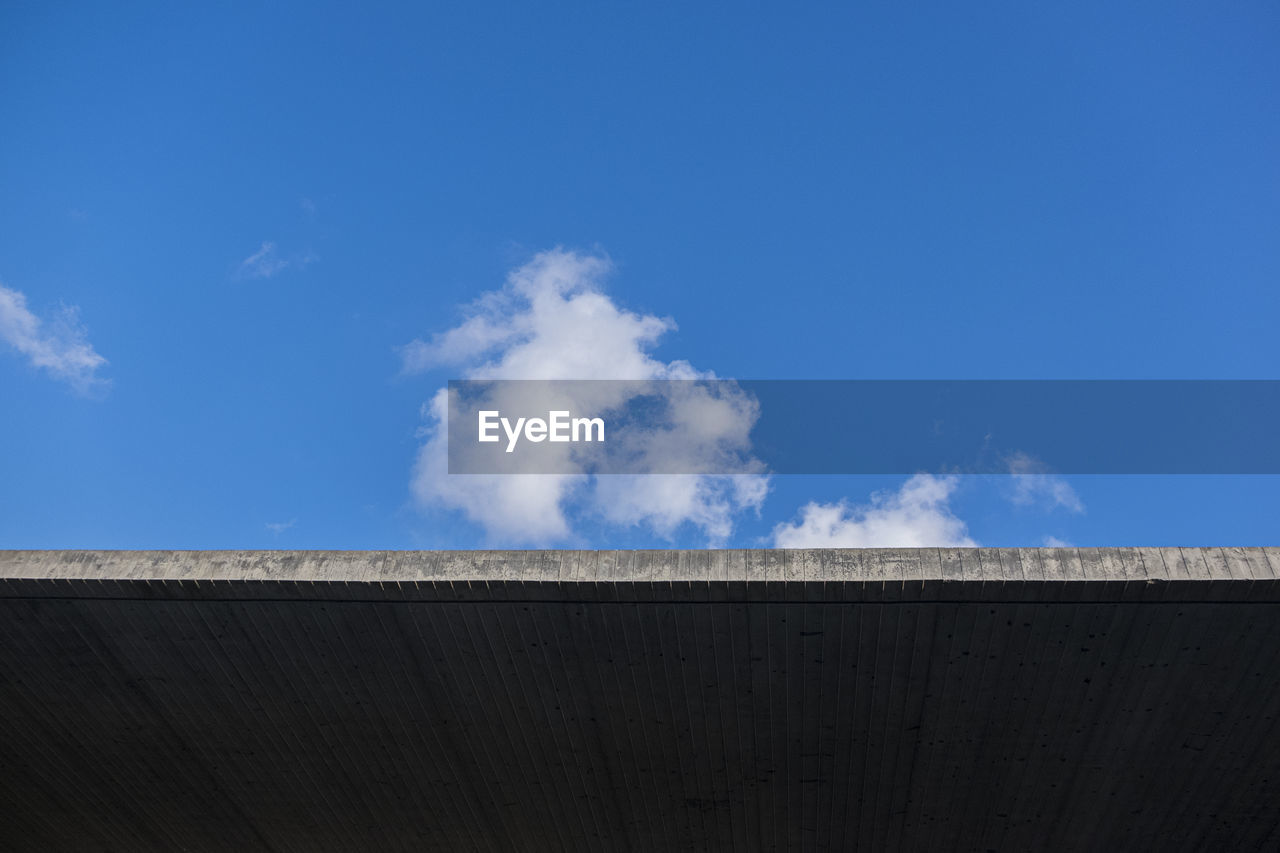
[{"x1": 0, "y1": 282, "x2": 109, "y2": 395}]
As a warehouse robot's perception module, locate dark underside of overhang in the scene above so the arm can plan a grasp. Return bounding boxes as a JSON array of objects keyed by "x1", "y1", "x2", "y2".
[{"x1": 1, "y1": 548, "x2": 1278, "y2": 852}]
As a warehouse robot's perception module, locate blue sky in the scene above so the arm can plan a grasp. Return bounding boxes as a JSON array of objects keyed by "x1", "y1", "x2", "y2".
[{"x1": 2, "y1": 1, "x2": 1277, "y2": 549}]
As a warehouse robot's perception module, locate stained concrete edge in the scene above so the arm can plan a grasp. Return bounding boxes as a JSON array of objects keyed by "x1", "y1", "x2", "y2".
[{"x1": 0, "y1": 548, "x2": 1275, "y2": 602}]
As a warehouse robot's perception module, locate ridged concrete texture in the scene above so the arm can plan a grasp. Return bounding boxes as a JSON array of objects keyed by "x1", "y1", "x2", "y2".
[{"x1": 1, "y1": 548, "x2": 1278, "y2": 851}]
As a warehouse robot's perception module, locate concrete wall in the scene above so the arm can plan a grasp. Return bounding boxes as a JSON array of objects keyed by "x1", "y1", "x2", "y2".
[{"x1": 1, "y1": 548, "x2": 1278, "y2": 851}]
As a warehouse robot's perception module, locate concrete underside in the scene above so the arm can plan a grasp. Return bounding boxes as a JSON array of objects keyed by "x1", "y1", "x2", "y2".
[{"x1": 1, "y1": 548, "x2": 1279, "y2": 851}]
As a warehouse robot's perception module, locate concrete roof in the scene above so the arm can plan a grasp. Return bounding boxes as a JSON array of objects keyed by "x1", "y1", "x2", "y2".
[
  {"x1": 2, "y1": 547, "x2": 1277, "y2": 600},
  {"x1": 1, "y1": 548, "x2": 1278, "y2": 851}
]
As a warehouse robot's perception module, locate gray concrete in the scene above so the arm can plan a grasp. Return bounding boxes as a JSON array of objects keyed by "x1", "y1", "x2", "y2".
[{"x1": 0, "y1": 548, "x2": 1278, "y2": 851}]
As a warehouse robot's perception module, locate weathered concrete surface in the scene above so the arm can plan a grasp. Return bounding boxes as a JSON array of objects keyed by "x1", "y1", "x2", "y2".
[{"x1": 0, "y1": 548, "x2": 1278, "y2": 851}]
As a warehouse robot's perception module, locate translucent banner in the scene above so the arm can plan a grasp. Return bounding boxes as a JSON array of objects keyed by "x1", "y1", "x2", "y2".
[{"x1": 446, "y1": 380, "x2": 1280, "y2": 475}]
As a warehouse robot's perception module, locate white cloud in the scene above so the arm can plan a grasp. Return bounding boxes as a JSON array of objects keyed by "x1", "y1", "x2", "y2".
[
  {"x1": 411, "y1": 388, "x2": 582, "y2": 542},
  {"x1": 406, "y1": 248, "x2": 768, "y2": 545},
  {"x1": 0, "y1": 282, "x2": 109, "y2": 394},
  {"x1": 1043, "y1": 535, "x2": 1072, "y2": 547},
  {"x1": 1005, "y1": 452, "x2": 1085, "y2": 513},
  {"x1": 265, "y1": 519, "x2": 297, "y2": 534},
  {"x1": 595, "y1": 473, "x2": 769, "y2": 542},
  {"x1": 237, "y1": 241, "x2": 315, "y2": 279},
  {"x1": 400, "y1": 251, "x2": 672, "y2": 377},
  {"x1": 771, "y1": 474, "x2": 977, "y2": 548}
]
